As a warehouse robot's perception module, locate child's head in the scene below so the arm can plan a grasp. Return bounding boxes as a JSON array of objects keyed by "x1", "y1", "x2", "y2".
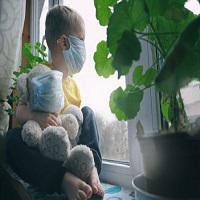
[{"x1": 45, "y1": 5, "x2": 85, "y2": 52}]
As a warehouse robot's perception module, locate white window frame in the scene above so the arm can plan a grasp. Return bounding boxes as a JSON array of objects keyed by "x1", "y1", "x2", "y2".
[
  {"x1": 31, "y1": 0, "x2": 161, "y2": 189},
  {"x1": 30, "y1": 0, "x2": 39, "y2": 51}
]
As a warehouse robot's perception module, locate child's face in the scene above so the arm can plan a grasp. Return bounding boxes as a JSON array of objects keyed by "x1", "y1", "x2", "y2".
[{"x1": 51, "y1": 19, "x2": 86, "y2": 76}]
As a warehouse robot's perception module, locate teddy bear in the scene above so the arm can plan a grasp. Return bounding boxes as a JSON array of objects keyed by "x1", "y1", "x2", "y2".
[{"x1": 16, "y1": 64, "x2": 94, "y2": 180}]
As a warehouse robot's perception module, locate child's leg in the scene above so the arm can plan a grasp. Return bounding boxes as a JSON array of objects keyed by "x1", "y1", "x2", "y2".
[
  {"x1": 80, "y1": 106, "x2": 104, "y2": 196},
  {"x1": 6, "y1": 127, "x2": 66, "y2": 194},
  {"x1": 80, "y1": 106, "x2": 102, "y2": 173}
]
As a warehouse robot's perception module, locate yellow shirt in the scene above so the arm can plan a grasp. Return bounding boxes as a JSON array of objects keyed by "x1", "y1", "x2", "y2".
[
  {"x1": 45, "y1": 63, "x2": 81, "y2": 113},
  {"x1": 61, "y1": 77, "x2": 81, "y2": 111}
]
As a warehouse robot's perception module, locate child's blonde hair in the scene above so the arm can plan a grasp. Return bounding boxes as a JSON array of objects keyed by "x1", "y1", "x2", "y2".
[{"x1": 45, "y1": 5, "x2": 84, "y2": 51}]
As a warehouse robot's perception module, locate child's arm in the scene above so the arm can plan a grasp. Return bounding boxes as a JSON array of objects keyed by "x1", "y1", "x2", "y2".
[{"x1": 16, "y1": 100, "x2": 59, "y2": 129}]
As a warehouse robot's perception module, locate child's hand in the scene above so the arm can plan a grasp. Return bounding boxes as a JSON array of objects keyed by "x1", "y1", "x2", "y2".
[{"x1": 31, "y1": 111, "x2": 59, "y2": 130}]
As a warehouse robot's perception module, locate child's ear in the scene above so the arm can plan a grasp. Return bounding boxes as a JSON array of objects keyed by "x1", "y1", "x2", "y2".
[{"x1": 59, "y1": 35, "x2": 69, "y2": 50}]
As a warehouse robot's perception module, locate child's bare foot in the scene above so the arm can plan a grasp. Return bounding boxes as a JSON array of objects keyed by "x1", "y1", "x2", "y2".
[
  {"x1": 88, "y1": 167, "x2": 104, "y2": 197},
  {"x1": 61, "y1": 172, "x2": 92, "y2": 200}
]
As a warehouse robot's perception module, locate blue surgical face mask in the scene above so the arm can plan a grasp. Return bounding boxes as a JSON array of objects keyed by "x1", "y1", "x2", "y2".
[
  {"x1": 62, "y1": 35, "x2": 86, "y2": 75},
  {"x1": 31, "y1": 70, "x2": 64, "y2": 113}
]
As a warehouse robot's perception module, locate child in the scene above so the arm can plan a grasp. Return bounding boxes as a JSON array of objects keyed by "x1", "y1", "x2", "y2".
[{"x1": 6, "y1": 5, "x2": 104, "y2": 200}]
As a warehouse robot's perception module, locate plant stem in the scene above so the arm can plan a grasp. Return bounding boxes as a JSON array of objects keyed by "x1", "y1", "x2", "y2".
[
  {"x1": 149, "y1": 21, "x2": 166, "y2": 58},
  {"x1": 134, "y1": 30, "x2": 179, "y2": 37},
  {"x1": 139, "y1": 37, "x2": 165, "y2": 58}
]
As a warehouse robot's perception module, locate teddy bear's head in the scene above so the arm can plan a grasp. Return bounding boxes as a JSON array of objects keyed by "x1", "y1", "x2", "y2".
[{"x1": 17, "y1": 64, "x2": 64, "y2": 114}]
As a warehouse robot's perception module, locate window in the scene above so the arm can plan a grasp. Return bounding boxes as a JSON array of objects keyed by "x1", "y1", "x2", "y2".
[{"x1": 62, "y1": 0, "x2": 129, "y2": 162}]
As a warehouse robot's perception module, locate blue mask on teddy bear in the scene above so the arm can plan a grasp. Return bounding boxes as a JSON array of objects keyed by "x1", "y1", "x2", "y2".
[{"x1": 31, "y1": 70, "x2": 64, "y2": 113}]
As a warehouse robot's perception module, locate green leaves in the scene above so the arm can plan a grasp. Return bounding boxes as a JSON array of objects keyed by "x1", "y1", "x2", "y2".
[
  {"x1": 161, "y1": 96, "x2": 173, "y2": 123},
  {"x1": 94, "y1": 0, "x2": 151, "y2": 79},
  {"x1": 107, "y1": 0, "x2": 148, "y2": 55},
  {"x1": 6, "y1": 41, "x2": 48, "y2": 116},
  {"x1": 164, "y1": 3, "x2": 189, "y2": 22},
  {"x1": 94, "y1": 0, "x2": 117, "y2": 26},
  {"x1": 155, "y1": 15, "x2": 200, "y2": 94},
  {"x1": 132, "y1": 65, "x2": 157, "y2": 88},
  {"x1": 108, "y1": 65, "x2": 156, "y2": 120},
  {"x1": 109, "y1": 85, "x2": 144, "y2": 120},
  {"x1": 35, "y1": 41, "x2": 47, "y2": 60},
  {"x1": 112, "y1": 30, "x2": 141, "y2": 77},
  {"x1": 146, "y1": 0, "x2": 188, "y2": 21},
  {"x1": 136, "y1": 120, "x2": 145, "y2": 137},
  {"x1": 93, "y1": 0, "x2": 198, "y2": 123},
  {"x1": 22, "y1": 42, "x2": 47, "y2": 69},
  {"x1": 94, "y1": 41, "x2": 115, "y2": 78}
]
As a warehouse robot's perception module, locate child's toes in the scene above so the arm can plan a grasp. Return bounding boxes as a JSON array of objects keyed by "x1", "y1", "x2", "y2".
[{"x1": 81, "y1": 182, "x2": 92, "y2": 198}]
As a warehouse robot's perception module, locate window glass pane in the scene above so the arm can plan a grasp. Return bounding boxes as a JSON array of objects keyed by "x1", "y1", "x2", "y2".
[
  {"x1": 181, "y1": 81, "x2": 200, "y2": 123},
  {"x1": 185, "y1": 0, "x2": 200, "y2": 15},
  {"x1": 62, "y1": 0, "x2": 129, "y2": 162}
]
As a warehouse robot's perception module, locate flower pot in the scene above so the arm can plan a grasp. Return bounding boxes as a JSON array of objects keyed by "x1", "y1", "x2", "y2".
[
  {"x1": 133, "y1": 174, "x2": 199, "y2": 200},
  {"x1": 138, "y1": 132, "x2": 200, "y2": 198}
]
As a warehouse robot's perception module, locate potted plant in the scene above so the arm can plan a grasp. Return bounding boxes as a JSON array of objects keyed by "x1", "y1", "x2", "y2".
[{"x1": 93, "y1": 0, "x2": 200, "y2": 198}]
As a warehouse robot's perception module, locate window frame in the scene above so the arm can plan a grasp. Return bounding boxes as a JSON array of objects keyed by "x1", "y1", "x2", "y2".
[
  {"x1": 31, "y1": 0, "x2": 161, "y2": 188},
  {"x1": 30, "y1": 0, "x2": 40, "y2": 52}
]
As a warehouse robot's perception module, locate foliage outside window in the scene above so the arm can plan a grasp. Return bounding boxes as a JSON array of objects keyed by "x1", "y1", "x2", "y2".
[{"x1": 6, "y1": 42, "x2": 47, "y2": 116}]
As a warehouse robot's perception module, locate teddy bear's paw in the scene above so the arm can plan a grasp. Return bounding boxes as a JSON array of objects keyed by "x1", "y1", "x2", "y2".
[
  {"x1": 63, "y1": 105, "x2": 83, "y2": 126},
  {"x1": 39, "y1": 126, "x2": 70, "y2": 161},
  {"x1": 63, "y1": 145, "x2": 95, "y2": 181},
  {"x1": 61, "y1": 114, "x2": 79, "y2": 140},
  {"x1": 21, "y1": 120, "x2": 42, "y2": 147}
]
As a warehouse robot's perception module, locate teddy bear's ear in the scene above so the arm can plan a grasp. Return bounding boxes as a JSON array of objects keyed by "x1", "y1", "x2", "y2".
[{"x1": 17, "y1": 73, "x2": 29, "y2": 103}]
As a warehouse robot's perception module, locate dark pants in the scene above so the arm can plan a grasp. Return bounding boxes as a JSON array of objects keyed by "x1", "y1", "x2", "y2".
[{"x1": 6, "y1": 106, "x2": 102, "y2": 194}]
